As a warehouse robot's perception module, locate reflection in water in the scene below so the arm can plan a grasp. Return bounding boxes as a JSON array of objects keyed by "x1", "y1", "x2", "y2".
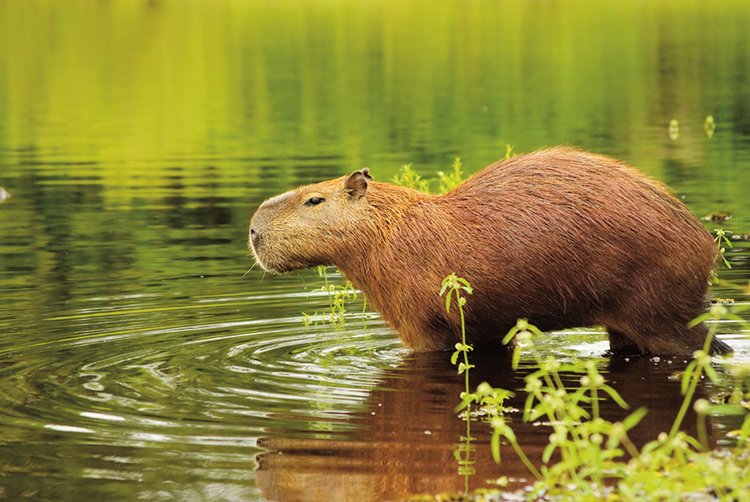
[
  {"x1": 0, "y1": 293, "x2": 403, "y2": 500},
  {"x1": 256, "y1": 348, "x2": 733, "y2": 502}
]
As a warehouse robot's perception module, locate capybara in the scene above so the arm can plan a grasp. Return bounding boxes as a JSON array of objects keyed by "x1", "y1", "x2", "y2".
[{"x1": 249, "y1": 148, "x2": 731, "y2": 356}]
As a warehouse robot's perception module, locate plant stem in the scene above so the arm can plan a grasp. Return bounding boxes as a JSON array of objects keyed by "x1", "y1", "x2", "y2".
[
  {"x1": 670, "y1": 370, "x2": 700, "y2": 439},
  {"x1": 592, "y1": 386, "x2": 600, "y2": 421},
  {"x1": 697, "y1": 413, "x2": 709, "y2": 450},
  {"x1": 459, "y1": 301, "x2": 470, "y2": 396},
  {"x1": 464, "y1": 410, "x2": 471, "y2": 493},
  {"x1": 510, "y1": 439, "x2": 543, "y2": 480},
  {"x1": 670, "y1": 327, "x2": 715, "y2": 439}
]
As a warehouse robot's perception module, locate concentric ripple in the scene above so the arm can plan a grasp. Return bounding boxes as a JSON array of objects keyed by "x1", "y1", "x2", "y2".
[{"x1": 0, "y1": 286, "x2": 405, "y2": 499}]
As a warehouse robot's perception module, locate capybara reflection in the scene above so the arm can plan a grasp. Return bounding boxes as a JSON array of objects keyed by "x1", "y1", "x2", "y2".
[{"x1": 250, "y1": 148, "x2": 730, "y2": 355}]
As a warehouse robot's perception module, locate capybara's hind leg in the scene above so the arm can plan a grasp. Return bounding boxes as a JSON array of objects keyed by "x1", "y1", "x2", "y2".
[
  {"x1": 605, "y1": 319, "x2": 704, "y2": 356},
  {"x1": 642, "y1": 321, "x2": 732, "y2": 356},
  {"x1": 674, "y1": 321, "x2": 733, "y2": 355},
  {"x1": 607, "y1": 328, "x2": 643, "y2": 356}
]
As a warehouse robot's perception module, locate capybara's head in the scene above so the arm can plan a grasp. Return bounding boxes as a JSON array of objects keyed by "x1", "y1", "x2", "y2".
[{"x1": 249, "y1": 169, "x2": 372, "y2": 273}]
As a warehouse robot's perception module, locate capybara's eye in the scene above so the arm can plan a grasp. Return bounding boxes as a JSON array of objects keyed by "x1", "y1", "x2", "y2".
[{"x1": 304, "y1": 197, "x2": 325, "y2": 206}]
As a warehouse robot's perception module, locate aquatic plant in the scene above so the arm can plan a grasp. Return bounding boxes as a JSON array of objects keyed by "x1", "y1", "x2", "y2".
[
  {"x1": 714, "y1": 227, "x2": 733, "y2": 270},
  {"x1": 440, "y1": 273, "x2": 475, "y2": 491},
  {"x1": 391, "y1": 163, "x2": 431, "y2": 192},
  {"x1": 436, "y1": 157, "x2": 465, "y2": 194},
  {"x1": 420, "y1": 305, "x2": 749, "y2": 501},
  {"x1": 496, "y1": 319, "x2": 644, "y2": 497},
  {"x1": 669, "y1": 116, "x2": 718, "y2": 141},
  {"x1": 507, "y1": 308, "x2": 746, "y2": 499},
  {"x1": 705, "y1": 115, "x2": 716, "y2": 138},
  {"x1": 302, "y1": 266, "x2": 358, "y2": 325},
  {"x1": 409, "y1": 273, "x2": 750, "y2": 501},
  {"x1": 392, "y1": 145, "x2": 514, "y2": 195},
  {"x1": 669, "y1": 118, "x2": 680, "y2": 141},
  {"x1": 441, "y1": 273, "x2": 474, "y2": 384},
  {"x1": 391, "y1": 158, "x2": 465, "y2": 194}
]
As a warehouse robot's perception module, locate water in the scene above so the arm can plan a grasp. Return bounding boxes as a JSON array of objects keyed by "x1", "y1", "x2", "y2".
[{"x1": 0, "y1": 0, "x2": 749, "y2": 500}]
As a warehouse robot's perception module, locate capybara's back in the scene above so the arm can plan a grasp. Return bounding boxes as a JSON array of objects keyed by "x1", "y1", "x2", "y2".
[
  {"x1": 428, "y1": 148, "x2": 725, "y2": 354},
  {"x1": 249, "y1": 147, "x2": 731, "y2": 356}
]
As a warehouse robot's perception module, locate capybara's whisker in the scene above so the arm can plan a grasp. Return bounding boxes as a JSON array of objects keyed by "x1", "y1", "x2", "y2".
[{"x1": 241, "y1": 263, "x2": 258, "y2": 278}]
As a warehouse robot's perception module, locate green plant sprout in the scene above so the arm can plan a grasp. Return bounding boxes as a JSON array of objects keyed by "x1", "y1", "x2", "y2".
[
  {"x1": 392, "y1": 145, "x2": 514, "y2": 196},
  {"x1": 436, "y1": 157, "x2": 465, "y2": 194},
  {"x1": 302, "y1": 266, "x2": 358, "y2": 325},
  {"x1": 669, "y1": 118, "x2": 680, "y2": 141},
  {"x1": 440, "y1": 273, "x2": 475, "y2": 493},
  {"x1": 713, "y1": 227, "x2": 733, "y2": 269},
  {"x1": 705, "y1": 115, "x2": 716, "y2": 138},
  {"x1": 391, "y1": 163, "x2": 431, "y2": 192}
]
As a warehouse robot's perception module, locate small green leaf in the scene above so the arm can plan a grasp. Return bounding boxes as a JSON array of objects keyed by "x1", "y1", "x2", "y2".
[
  {"x1": 542, "y1": 441, "x2": 557, "y2": 463},
  {"x1": 687, "y1": 312, "x2": 711, "y2": 329},
  {"x1": 704, "y1": 364, "x2": 720, "y2": 383},
  {"x1": 681, "y1": 360, "x2": 698, "y2": 394},
  {"x1": 502, "y1": 326, "x2": 519, "y2": 345},
  {"x1": 455, "y1": 394, "x2": 476, "y2": 413},
  {"x1": 512, "y1": 347, "x2": 521, "y2": 370},
  {"x1": 622, "y1": 407, "x2": 648, "y2": 431},
  {"x1": 528, "y1": 324, "x2": 544, "y2": 336},
  {"x1": 439, "y1": 281, "x2": 449, "y2": 297},
  {"x1": 450, "y1": 350, "x2": 460, "y2": 365},
  {"x1": 491, "y1": 431, "x2": 501, "y2": 463},
  {"x1": 502, "y1": 426, "x2": 516, "y2": 442},
  {"x1": 523, "y1": 393, "x2": 535, "y2": 422},
  {"x1": 683, "y1": 434, "x2": 703, "y2": 451},
  {"x1": 601, "y1": 384, "x2": 630, "y2": 409}
]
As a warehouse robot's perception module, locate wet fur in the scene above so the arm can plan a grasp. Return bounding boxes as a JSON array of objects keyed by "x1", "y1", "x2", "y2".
[{"x1": 250, "y1": 148, "x2": 731, "y2": 356}]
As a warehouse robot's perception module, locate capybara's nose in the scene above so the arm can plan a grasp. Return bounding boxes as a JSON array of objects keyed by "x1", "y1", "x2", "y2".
[{"x1": 250, "y1": 228, "x2": 258, "y2": 245}]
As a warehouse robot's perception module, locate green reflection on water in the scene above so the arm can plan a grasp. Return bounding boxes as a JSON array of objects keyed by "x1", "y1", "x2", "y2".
[{"x1": 0, "y1": 0, "x2": 748, "y2": 500}]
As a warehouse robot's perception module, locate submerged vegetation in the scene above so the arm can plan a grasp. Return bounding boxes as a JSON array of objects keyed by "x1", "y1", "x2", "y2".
[{"x1": 415, "y1": 274, "x2": 750, "y2": 501}]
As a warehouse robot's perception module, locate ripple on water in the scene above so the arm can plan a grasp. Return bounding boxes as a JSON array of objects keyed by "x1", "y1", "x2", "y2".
[
  {"x1": 0, "y1": 283, "x2": 746, "y2": 501},
  {"x1": 0, "y1": 288, "x2": 404, "y2": 498}
]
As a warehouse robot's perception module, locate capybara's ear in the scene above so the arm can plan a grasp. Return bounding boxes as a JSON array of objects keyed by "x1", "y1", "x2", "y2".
[{"x1": 345, "y1": 168, "x2": 370, "y2": 200}]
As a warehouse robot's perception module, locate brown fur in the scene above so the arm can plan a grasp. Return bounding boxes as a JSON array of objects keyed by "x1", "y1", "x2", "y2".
[{"x1": 249, "y1": 148, "x2": 731, "y2": 356}]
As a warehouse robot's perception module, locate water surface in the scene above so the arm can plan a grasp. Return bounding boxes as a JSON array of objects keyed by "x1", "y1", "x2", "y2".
[{"x1": 0, "y1": 1, "x2": 749, "y2": 500}]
